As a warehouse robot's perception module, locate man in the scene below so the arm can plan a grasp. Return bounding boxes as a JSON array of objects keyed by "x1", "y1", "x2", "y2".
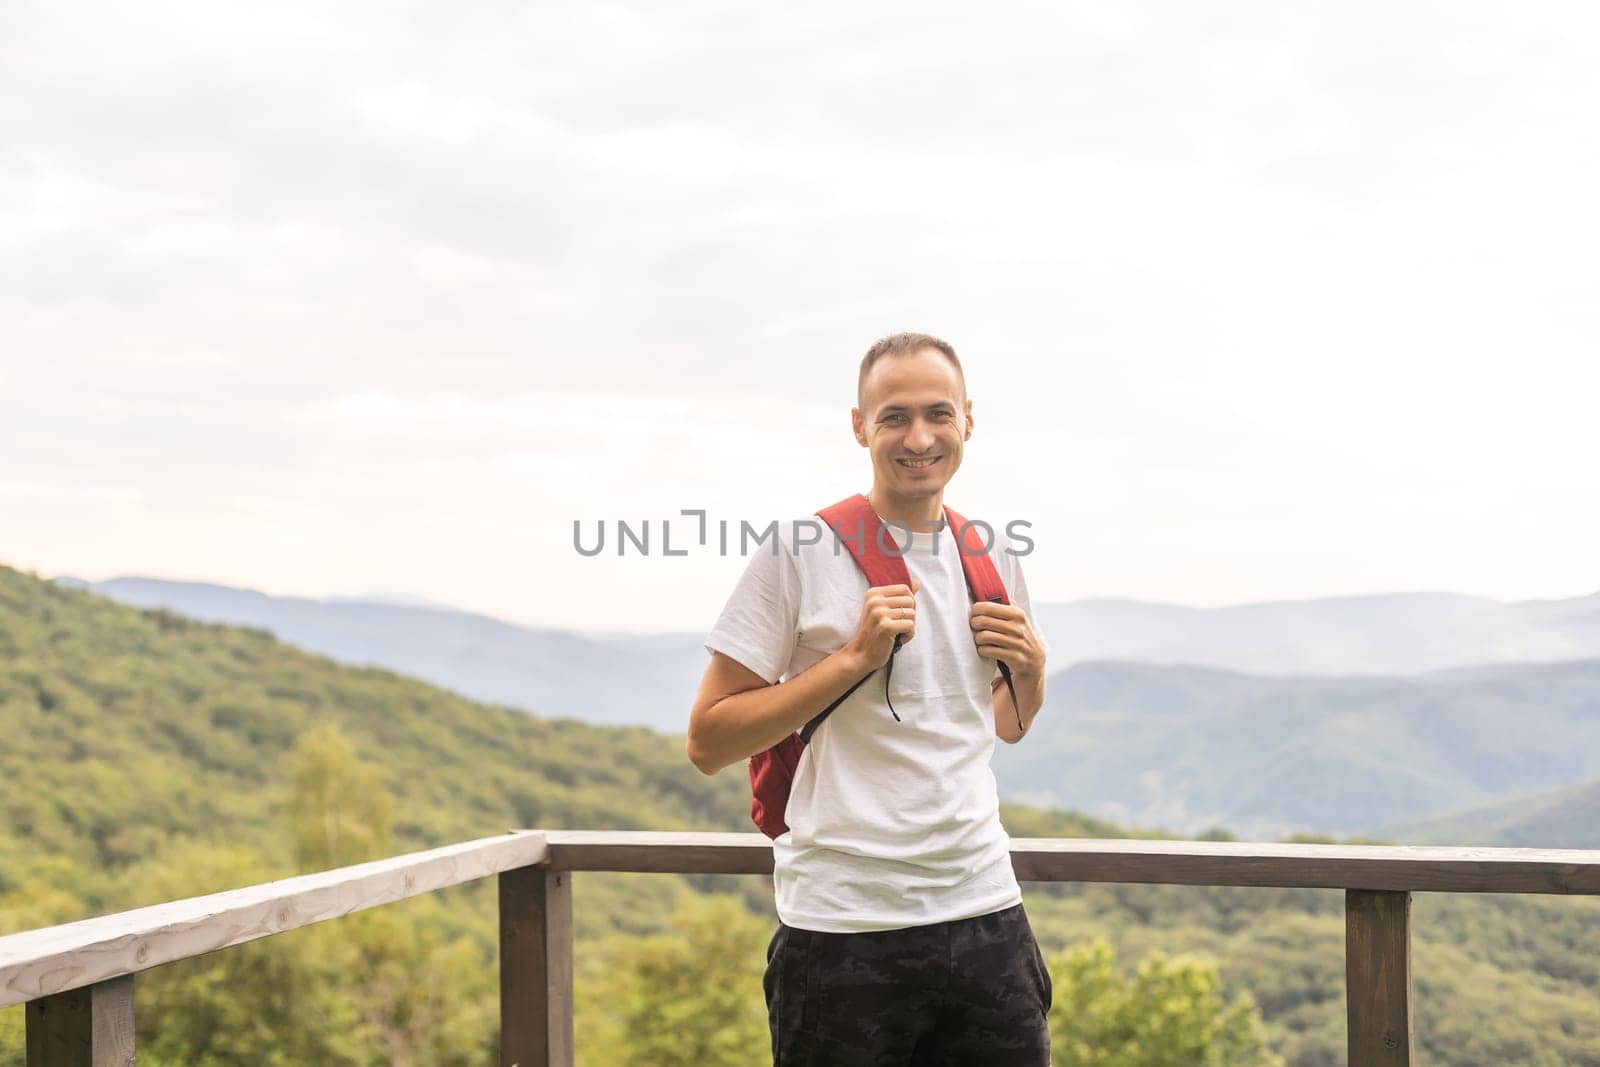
[{"x1": 687, "y1": 332, "x2": 1052, "y2": 1064}]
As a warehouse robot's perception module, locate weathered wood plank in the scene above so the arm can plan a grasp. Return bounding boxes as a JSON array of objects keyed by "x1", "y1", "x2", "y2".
[
  {"x1": 0, "y1": 832, "x2": 548, "y2": 1009},
  {"x1": 500, "y1": 867, "x2": 573, "y2": 1067},
  {"x1": 1007, "y1": 838, "x2": 1600, "y2": 893},
  {"x1": 538, "y1": 830, "x2": 775, "y2": 874},
  {"x1": 530, "y1": 830, "x2": 1600, "y2": 894},
  {"x1": 5, "y1": 829, "x2": 1599, "y2": 1023},
  {"x1": 1347, "y1": 890, "x2": 1413, "y2": 1065},
  {"x1": 25, "y1": 975, "x2": 135, "y2": 1066}
]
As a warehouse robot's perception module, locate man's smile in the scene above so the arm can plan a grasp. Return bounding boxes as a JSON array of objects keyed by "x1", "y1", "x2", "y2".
[{"x1": 898, "y1": 456, "x2": 941, "y2": 469}]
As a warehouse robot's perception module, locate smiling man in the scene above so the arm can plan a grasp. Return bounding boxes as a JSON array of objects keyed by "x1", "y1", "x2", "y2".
[{"x1": 687, "y1": 332, "x2": 1053, "y2": 1064}]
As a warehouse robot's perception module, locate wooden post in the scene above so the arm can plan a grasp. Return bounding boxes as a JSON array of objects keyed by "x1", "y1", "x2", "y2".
[
  {"x1": 499, "y1": 866, "x2": 574, "y2": 1067},
  {"x1": 1346, "y1": 889, "x2": 1412, "y2": 1066},
  {"x1": 25, "y1": 975, "x2": 135, "y2": 1067}
]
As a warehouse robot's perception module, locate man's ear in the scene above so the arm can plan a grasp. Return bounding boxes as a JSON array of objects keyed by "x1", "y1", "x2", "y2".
[
  {"x1": 851, "y1": 407, "x2": 868, "y2": 447},
  {"x1": 963, "y1": 399, "x2": 974, "y2": 441}
]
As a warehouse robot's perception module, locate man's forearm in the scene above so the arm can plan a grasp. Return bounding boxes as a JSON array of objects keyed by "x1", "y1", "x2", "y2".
[
  {"x1": 994, "y1": 668, "x2": 1046, "y2": 744},
  {"x1": 689, "y1": 648, "x2": 875, "y2": 775}
]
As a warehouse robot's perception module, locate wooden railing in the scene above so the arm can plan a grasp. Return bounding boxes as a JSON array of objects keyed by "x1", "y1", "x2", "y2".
[{"x1": 3, "y1": 830, "x2": 1598, "y2": 1066}]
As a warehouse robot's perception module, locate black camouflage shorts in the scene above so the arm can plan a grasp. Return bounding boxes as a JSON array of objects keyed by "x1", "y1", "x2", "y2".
[{"x1": 763, "y1": 901, "x2": 1053, "y2": 1065}]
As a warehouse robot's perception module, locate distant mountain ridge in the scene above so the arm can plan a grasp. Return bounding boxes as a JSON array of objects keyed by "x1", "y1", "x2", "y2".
[
  {"x1": 993, "y1": 657, "x2": 1600, "y2": 842},
  {"x1": 54, "y1": 575, "x2": 1600, "y2": 846},
  {"x1": 56, "y1": 575, "x2": 707, "y2": 731},
  {"x1": 1031, "y1": 589, "x2": 1600, "y2": 676},
  {"x1": 1376, "y1": 775, "x2": 1600, "y2": 848},
  {"x1": 58, "y1": 577, "x2": 1600, "y2": 726}
]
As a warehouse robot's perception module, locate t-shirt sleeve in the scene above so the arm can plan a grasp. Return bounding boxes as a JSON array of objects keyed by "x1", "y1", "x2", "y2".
[{"x1": 704, "y1": 539, "x2": 801, "y2": 686}]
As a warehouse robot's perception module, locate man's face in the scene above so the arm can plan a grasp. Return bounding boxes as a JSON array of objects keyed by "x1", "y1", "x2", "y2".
[{"x1": 852, "y1": 348, "x2": 973, "y2": 504}]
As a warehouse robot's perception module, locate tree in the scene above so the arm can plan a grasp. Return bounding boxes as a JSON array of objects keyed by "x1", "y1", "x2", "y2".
[
  {"x1": 127, "y1": 844, "x2": 368, "y2": 1067},
  {"x1": 286, "y1": 723, "x2": 394, "y2": 872},
  {"x1": 579, "y1": 894, "x2": 770, "y2": 1066},
  {"x1": 1048, "y1": 938, "x2": 1283, "y2": 1067}
]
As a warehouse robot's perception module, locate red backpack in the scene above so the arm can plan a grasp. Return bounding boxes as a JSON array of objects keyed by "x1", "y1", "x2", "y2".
[{"x1": 748, "y1": 492, "x2": 1021, "y2": 839}]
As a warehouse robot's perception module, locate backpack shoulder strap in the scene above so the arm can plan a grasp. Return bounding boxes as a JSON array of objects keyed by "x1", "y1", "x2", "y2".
[
  {"x1": 818, "y1": 493, "x2": 911, "y2": 588},
  {"x1": 798, "y1": 494, "x2": 912, "y2": 744},
  {"x1": 942, "y1": 504, "x2": 1008, "y2": 604},
  {"x1": 944, "y1": 504, "x2": 1026, "y2": 735}
]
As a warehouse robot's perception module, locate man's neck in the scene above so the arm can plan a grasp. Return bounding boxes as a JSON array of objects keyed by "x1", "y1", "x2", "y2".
[{"x1": 868, "y1": 485, "x2": 946, "y2": 532}]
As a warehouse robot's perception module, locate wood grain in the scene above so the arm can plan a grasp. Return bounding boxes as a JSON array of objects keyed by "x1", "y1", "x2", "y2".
[
  {"x1": 1005, "y1": 837, "x2": 1600, "y2": 893},
  {"x1": 5, "y1": 828, "x2": 1597, "y2": 1029},
  {"x1": 529, "y1": 830, "x2": 1600, "y2": 894},
  {"x1": 500, "y1": 867, "x2": 573, "y2": 1067},
  {"x1": 538, "y1": 830, "x2": 776, "y2": 874},
  {"x1": 25, "y1": 975, "x2": 135, "y2": 1066},
  {"x1": 1347, "y1": 890, "x2": 1413, "y2": 1066},
  {"x1": 0, "y1": 832, "x2": 548, "y2": 1009}
]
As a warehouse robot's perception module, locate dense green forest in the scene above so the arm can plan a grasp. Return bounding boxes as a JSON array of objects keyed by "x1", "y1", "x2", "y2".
[{"x1": 2, "y1": 564, "x2": 1597, "y2": 1064}]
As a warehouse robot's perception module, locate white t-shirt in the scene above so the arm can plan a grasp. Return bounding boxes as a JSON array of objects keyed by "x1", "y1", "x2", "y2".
[{"x1": 703, "y1": 500, "x2": 1049, "y2": 933}]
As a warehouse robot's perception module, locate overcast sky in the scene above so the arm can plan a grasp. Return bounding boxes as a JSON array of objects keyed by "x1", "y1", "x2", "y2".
[{"x1": 4, "y1": 1, "x2": 1597, "y2": 632}]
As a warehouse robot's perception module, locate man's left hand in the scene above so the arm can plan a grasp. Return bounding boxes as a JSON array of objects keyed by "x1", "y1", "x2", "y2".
[{"x1": 969, "y1": 602, "x2": 1046, "y2": 680}]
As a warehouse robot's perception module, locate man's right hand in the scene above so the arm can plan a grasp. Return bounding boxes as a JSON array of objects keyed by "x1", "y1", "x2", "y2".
[
  {"x1": 844, "y1": 577, "x2": 920, "y2": 670},
  {"x1": 688, "y1": 576, "x2": 921, "y2": 776}
]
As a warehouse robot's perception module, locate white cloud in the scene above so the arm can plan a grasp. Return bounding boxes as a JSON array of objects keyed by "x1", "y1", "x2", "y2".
[{"x1": 3, "y1": 0, "x2": 1598, "y2": 628}]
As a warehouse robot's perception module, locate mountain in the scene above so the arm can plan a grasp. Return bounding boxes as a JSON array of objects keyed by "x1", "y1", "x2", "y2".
[
  {"x1": 55, "y1": 575, "x2": 708, "y2": 733},
  {"x1": 1376, "y1": 776, "x2": 1600, "y2": 848},
  {"x1": 6, "y1": 564, "x2": 1600, "y2": 1066},
  {"x1": 57, "y1": 578, "x2": 1600, "y2": 737},
  {"x1": 0, "y1": 564, "x2": 769, "y2": 1062},
  {"x1": 51, "y1": 576, "x2": 1600, "y2": 842},
  {"x1": 1030, "y1": 590, "x2": 1600, "y2": 676},
  {"x1": 991, "y1": 658, "x2": 1600, "y2": 841},
  {"x1": 3, "y1": 567, "x2": 752, "y2": 884}
]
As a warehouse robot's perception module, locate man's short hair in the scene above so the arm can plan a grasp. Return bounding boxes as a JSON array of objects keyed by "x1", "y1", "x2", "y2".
[{"x1": 857, "y1": 332, "x2": 967, "y2": 411}]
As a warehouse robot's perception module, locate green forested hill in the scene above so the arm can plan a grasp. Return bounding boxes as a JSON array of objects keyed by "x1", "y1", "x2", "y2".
[
  {"x1": 2, "y1": 564, "x2": 1598, "y2": 1066},
  {"x1": 994, "y1": 658, "x2": 1600, "y2": 840},
  {"x1": 1380, "y1": 775, "x2": 1600, "y2": 848},
  {"x1": 0, "y1": 561, "x2": 761, "y2": 1063},
  {"x1": 70, "y1": 575, "x2": 1600, "y2": 843},
  {"x1": 0, "y1": 563, "x2": 751, "y2": 871}
]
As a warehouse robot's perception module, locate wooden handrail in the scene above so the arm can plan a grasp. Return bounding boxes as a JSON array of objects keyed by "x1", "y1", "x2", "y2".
[
  {"x1": 0, "y1": 831, "x2": 548, "y2": 1010},
  {"x1": 533, "y1": 830, "x2": 1600, "y2": 891},
  {"x1": 5, "y1": 831, "x2": 1599, "y2": 1066}
]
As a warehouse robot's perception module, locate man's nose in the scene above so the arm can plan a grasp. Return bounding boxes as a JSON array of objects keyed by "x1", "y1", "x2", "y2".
[{"x1": 907, "y1": 419, "x2": 936, "y2": 451}]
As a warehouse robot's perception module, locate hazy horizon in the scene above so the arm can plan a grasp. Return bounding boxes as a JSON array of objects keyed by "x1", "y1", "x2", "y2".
[{"x1": 42, "y1": 566, "x2": 1600, "y2": 637}]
